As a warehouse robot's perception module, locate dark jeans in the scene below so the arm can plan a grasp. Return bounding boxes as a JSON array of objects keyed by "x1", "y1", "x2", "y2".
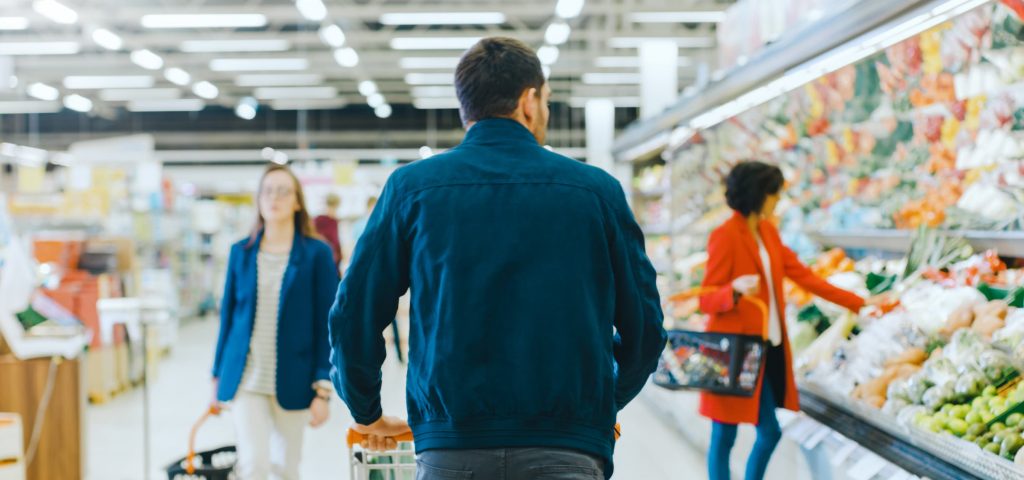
[
  {"x1": 708, "y1": 345, "x2": 785, "y2": 480},
  {"x1": 416, "y1": 448, "x2": 604, "y2": 480}
]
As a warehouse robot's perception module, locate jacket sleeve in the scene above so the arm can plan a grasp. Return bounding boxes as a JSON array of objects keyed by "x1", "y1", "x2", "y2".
[
  {"x1": 328, "y1": 179, "x2": 410, "y2": 425},
  {"x1": 780, "y1": 244, "x2": 865, "y2": 312},
  {"x1": 699, "y1": 229, "x2": 738, "y2": 314},
  {"x1": 212, "y1": 244, "x2": 238, "y2": 378},
  {"x1": 314, "y1": 242, "x2": 340, "y2": 382},
  {"x1": 608, "y1": 184, "x2": 667, "y2": 411}
]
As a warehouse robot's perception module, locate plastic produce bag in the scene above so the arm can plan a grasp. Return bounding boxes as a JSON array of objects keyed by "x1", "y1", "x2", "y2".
[
  {"x1": 900, "y1": 284, "x2": 986, "y2": 335},
  {"x1": 923, "y1": 383, "x2": 956, "y2": 411},
  {"x1": 955, "y1": 369, "x2": 987, "y2": 399},
  {"x1": 978, "y1": 349, "x2": 1017, "y2": 383},
  {"x1": 897, "y1": 405, "x2": 930, "y2": 426},
  {"x1": 924, "y1": 357, "x2": 959, "y2": 387}
]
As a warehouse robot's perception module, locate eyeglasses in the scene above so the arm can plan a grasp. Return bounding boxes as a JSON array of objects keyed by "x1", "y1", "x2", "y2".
[{"x1": 260, "y1": 186, "x2": 295, "y2": 199}]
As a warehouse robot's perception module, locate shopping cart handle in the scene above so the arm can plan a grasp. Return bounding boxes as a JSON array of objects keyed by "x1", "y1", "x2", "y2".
[{"x1": 346, "y1": 428, "x2": 415, "y2": 448}]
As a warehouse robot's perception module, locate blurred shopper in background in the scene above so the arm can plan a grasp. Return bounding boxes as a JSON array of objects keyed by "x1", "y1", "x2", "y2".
[
  {"x1": 314, "y1": 193, "x2": 344, "y2": 274},
  {"x1": 211, "y1": 164, "x2": 339, "y2": 480},
  {"x1": 349, "y1": 195, "x2": 378, "y2": 243},
  {"x1": 699, "y1": 161, "x2": 870, "y2": 480},
  {"x1": 328, "y1": 37, "x2": 666, "y2": 480}
]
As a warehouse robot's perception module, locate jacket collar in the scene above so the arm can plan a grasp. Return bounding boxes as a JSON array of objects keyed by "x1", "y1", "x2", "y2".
[{"x1": 462, "y1": 118, "x2": 540, "y2": 146}]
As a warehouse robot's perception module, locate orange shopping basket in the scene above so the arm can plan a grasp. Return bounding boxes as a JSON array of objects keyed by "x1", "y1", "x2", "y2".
[{"x1": 653, "y1": 287, "x2": 770, "y2": 397}]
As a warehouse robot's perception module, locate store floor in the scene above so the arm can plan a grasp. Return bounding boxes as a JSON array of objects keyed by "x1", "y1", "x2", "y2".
[{"x1": 85, "y1": 320, "x2": 705, "y2": 479}]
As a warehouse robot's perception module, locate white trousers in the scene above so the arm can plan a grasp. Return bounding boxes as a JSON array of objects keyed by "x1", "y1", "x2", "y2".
[{"x1": 231, "y1": 391, "x2": 309, "y2": 480}]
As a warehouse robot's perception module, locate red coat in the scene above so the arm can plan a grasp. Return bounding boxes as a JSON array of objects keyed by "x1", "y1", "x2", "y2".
[{"x1": 698, "y1": 212, "x2": 864, "y2": 424}]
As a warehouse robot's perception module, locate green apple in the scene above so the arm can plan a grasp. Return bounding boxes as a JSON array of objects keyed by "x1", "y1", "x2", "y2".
[
  {"x1": 990, "y1": 397, "x2": 1008, "y2": 410},
  {"x1": 948, "y1": 419, "x2": 969, "y2": 436},
  {"x1": 986, "y1": 442, "x2": 1002, "y2": 455},
  {"x1": 941, "y1": 404, "x2": 955, "y2": 415},
  {"x1": 985, "y1": 386, "x2": 998, "y2": 397},
  {"x1": 991, "y1": 422, "x2": 1008, "y2": 433},
  {"x1": 968, "y1": 423, "x2": 987, "y2": 437},
  {"x1": 983, "y1": 412, "x2": 997, "y2": 423},
  {"x1": 1008, "y1": 413, "x2": 1024, "y2": 427},
  {"x1": 952, "y1": 406, "x2": 970, "y2": 420},
  {"x1": 927, "y1": 418, "x2": 945, "y2": 433},
  {"x1": 974, "y1": 397, "x2": 989, "y2": 409},
  {"x1": 966, "y1": 411, "x2": 983, "y2": 424}
]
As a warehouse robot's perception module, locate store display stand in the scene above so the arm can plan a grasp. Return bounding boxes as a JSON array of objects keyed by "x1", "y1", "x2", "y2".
[{"x1": 96, "y1": 297, "x2": 171, "y2": 480}]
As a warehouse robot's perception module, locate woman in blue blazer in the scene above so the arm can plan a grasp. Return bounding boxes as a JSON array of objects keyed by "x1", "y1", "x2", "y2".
[{"x1": 211, "y1": 164, "x2": 339, "y2": 480}]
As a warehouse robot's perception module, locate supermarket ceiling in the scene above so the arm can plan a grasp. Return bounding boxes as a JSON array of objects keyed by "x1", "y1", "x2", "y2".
[{"x1": 0, "y1": 0, "x2": 734, "y2": 152}]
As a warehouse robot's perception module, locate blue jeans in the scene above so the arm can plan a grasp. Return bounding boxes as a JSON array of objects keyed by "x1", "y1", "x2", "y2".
[
  {"x1": 416, "y1": 448, "x2": 604, "y2": 480},
  {"x1": 708, "y1": 377, "x2": 783, "y2": 480}
]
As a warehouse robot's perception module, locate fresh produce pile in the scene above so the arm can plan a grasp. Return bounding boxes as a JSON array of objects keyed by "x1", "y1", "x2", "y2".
[{"x1": 796, "y1": 238, "x2": 1024, "y2": 466}]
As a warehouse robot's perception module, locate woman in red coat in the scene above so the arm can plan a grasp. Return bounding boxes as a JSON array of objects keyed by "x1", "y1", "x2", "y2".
[{"x1": 699, "y1": 161, "x2": 868, "y2": 480}]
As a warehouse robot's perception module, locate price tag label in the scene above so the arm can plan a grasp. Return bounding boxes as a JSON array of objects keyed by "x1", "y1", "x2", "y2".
[
  {"x1": 847, "y1": 452, "x2": 887, "y2": 480},
  {"x1": 831, "y1": 441, "x2": 859, "y2": 467}
]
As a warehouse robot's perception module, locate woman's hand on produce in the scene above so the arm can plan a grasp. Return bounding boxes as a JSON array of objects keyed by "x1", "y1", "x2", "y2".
[{"x1": 732, "y1": 274, "x2": 760, "y2": 296}]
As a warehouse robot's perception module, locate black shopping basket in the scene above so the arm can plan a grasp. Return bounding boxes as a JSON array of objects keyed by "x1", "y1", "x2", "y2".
[
  {"x1": 166, "y1": 406, "x2": 237, "y2": 480},
  {"x1": 653, "y1": 287, "x2": 769, "y2": 397}
]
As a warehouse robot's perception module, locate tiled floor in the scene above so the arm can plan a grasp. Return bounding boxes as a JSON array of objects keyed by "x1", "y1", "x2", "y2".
[{"x1": 85, "y1": 319, "x2": 705, "y2": 479}]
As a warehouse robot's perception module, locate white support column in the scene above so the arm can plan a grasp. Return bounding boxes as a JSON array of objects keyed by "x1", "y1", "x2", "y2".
[
  {"x1": 639, "y1": 41, "x2": 679, "y2": 119},
  {"x1": 584, "y1": 99, "x2": 615, "y2": 173}
]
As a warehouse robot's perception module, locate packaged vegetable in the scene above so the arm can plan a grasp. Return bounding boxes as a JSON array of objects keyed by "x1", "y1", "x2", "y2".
[
  {"x1": 924, "y1": 357, "x2": 960, "y2": 386},
  {"x1": 978, "y1": 349, "x2": 1017, "y2": 383},
  {"x1": 897, "y1": 405, "x2": 930, "y2": 426},
  {"x1": 954, "y1": 369, "x2": 987, "y2": 399},
  {"x1": 924, "y1": 383, "x2": 957, "y2": 411}
]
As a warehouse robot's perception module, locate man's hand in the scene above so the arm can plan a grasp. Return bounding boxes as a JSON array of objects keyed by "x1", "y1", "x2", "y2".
[{"x1": 352, "y1": 415, "x2": 411, "y2": 451}]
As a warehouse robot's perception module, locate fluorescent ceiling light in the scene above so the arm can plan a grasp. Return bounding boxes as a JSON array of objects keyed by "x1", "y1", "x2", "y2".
[
  {"x1": 411, "y1": 86, "x2": 456, "y2": 98},
  {"x1": 253, "y1": 86, "x2": 336, "y2": 100},
  {"x1": 594, "y1": 56, "x2": 694, "y2": 68},
  {"x1": 366, "y1": 93, "x2": 385, "y2": 108},
  {"x1": 399, "y1": 57, "x2": 461, "y2": 69},
  {"x1": 235, "y1": 73, "x2": 323, "y2": 87},
  {"x1": 100, "y1": 88, "x2": 181, "y2": 101},
  {"x1": 374, "y1": 104, "x2": 392, "y2": 119},
  {"x1": 538, "y1": 45, "x2": 559, "y2": 65},
  {"x1": 64, "y1": 75, "x2": 154, "y2": 89},
  {"x1": 91, "y1": 28, "x2": 123, "y2": 50},
  {"x1": 608, "y1": 37, "x2": 715, "y2": 49},
  {"x1": 34, "y1": 0, "x2": 78, "y2": 24},
  {"x1": 295, "y1": 0, "x2": 328, "y2": 22},
  {"x1": 629, "y1": 11, "x2": 727, "y2": 23},
  {"x1": 390, "y1": 37, "x2": 481, "y2": 50},
  {"x1": 141, "y1": 14, "x2": 268, "y2": 29},
  {"x1": 358, "y1": 80, "x2": 378, "y2": 96},
  {"x1": 379, "y1": 12, "x2": 506, "y2": 25},
  {"x1": 164, "y1": 68, "x2": 191, "y2": 86},
  {"x1": 413, "y1": 98, "x2": 460, "y2": 110},
  {"x1": 192, "y1": 81, "x2": 219, "y2": 99},
  {"x1": 128, "y1": 99, "x2": 205, "y2": 112},
  {"x1": 0, "y1": 101, "x2": 61, "y2": 114},
  {"x1": 270, "y1": 99, "x2": 347, "y2": 110},
  {"x1": 0, "y1": 42, "x2": 79, "y2": 55},
  {"x1": 63, "y1": 94, "x2": 93, "y2": 112},
  {"x1": 556, "y1": 0, "x2": 585, "y2": 19},
  {"x1": 0, "y1": 17, "x2": 30, "y2": 30},
  {"x1": 581, "y1": 72, "x2": 642, "y2": 84},
  {"x1": 404, "y1": 73, "x2": 455, "y2": 85},
  {"x1": 210, "y1": 58, "x2": 310, "y2": 71},
  {"x1": 568, "y1": 96, "x2": 640, "y2": 108},
  {"x1": 27, "y1": 83, "x2": 60, "y2": 101},
  {"x1": 181, "y1": 39, "x2": 290, "y2": 53},
  {"x1": 333, "y1": 48, "x2": 359, "y2": 67},
  {"x1": 319, "y1": 24, "x2": 346, "y2": 48},
  {"x1": 131, "y1": 49, "x2": 164, "y2": 70},
  {"x1": 545, "y1": 22, "x2": 571, "y2": 45}
]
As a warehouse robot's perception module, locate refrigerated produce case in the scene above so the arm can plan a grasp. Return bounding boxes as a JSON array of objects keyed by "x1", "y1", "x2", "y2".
[{"x1": 620, "y1": 0, "x2": 1024, "y2": 477}]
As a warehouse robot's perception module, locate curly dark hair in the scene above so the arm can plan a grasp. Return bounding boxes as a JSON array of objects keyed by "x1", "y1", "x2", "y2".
[{"x1": 725, "y1": 161, "x2": 785, "y2": 217}]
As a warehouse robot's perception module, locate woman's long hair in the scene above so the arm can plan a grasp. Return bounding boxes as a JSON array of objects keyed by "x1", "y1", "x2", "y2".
[{"x1": 246, "y1": 164, "x2": 319, "y2": 248}]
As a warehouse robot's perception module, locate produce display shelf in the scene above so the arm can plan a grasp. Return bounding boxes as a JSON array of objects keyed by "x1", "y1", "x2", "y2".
[
  {"x1": 799, "y1": 383, "x2": 1024, "y2": 480},
  {"x1": 808, "y1": 230, "x2": 1024, "y2": 258}
]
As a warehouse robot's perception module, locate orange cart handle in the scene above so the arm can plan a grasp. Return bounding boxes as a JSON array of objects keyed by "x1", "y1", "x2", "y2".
[
  {"x1": 346, "y1": 428, "x2": 414, "y2": 448},
  {"x1": 667, "y1": 286, "x2": 770, "y2": 341},
  {"x1": 345, "y1": 422, "x2": 623, "y2": 448}
]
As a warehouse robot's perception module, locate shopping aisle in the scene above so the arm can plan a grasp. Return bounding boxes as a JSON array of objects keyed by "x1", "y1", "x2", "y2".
[{"x1": 86, "y1": 319, "x2": 704, "y2": 479}]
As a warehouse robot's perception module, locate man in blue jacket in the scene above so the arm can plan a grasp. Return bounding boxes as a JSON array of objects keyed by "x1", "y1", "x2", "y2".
[{"x1": 328, "y1": 37, "x2": 666, "y2": 479}]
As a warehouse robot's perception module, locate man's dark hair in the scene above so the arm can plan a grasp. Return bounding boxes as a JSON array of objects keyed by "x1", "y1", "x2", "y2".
[
  {"x1": 455, "y1": 37, "x2": 545, "y2": 124},
  {"x1": 725, "y1": 161, "x2": 785, "y2": 217}
]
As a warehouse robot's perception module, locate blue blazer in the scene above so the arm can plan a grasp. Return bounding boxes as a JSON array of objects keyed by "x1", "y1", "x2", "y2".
[{"x1": 212, "y1": 231, "x2": 339, "y2": 410}]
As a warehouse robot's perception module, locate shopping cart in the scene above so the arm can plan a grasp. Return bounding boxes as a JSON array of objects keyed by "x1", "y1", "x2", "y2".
[
  {"x1": 166, "y1": 406, "x2": 237, "y2": 480},
  {"x1": 346, "y1": 428, "x2": 415, "y2": 480},
  {"x1": 653, "y1": 286, "x2": 770, "y2": 397}
]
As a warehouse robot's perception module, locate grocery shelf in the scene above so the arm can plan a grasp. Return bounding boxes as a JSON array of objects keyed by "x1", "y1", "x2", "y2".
[
  {"x1": 808, "y1": 230, "x2": 1024, "y2": 258},
  {"x1": 799, "y1": 384, "x2": 1023, "y2": 480}
]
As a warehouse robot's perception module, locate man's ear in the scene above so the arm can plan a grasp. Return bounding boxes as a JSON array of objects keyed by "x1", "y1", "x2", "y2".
[{"x1": 520, "y1": 87, "x2": 538, "y2": 122}]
